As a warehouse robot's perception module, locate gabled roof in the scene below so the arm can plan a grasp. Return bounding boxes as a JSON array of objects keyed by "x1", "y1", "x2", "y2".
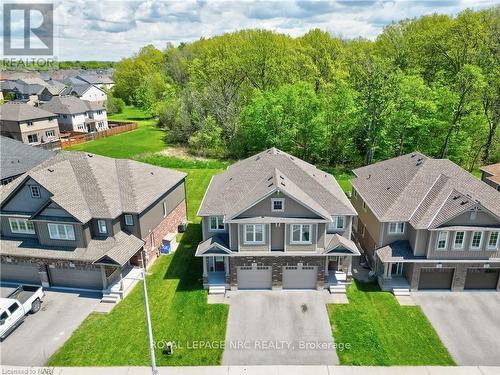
[
  {"x1": 0, "y1": 137, "x2": 55, "y2": 180},
  {"x1": 0, "y1": 102, "x2": 56, "y2": 122},
  {"x1": 77, "y1": 74, "x2": 114, "y2": 85},
  {"x1": 481, "y1": 163, "x2": 500, "y2": 185},
  {"x1": 198, "y1": 148, "x2": 355, "y2": 218},
  {"x1": 60, "y1": 83, "x2": 99, "y2": 97},
  {"x1": 323, "y1": 234, "x2": 360, "y2": 255},
  {"x1": 195, "y1": 234, "x2": 231, "y2": 256},
  {"x1": 40, "y1": 96, "x2": 104, "y2": 114},
  {"x1": 0, "y1": 152, "x2": 186, "y2": 223},
  {"x1": 352, "y1": 152, "x2": 500, "y2": 229}
]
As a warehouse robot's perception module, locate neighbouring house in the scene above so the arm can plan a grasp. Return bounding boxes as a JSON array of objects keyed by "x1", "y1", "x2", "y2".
[
  {"x1": 60, "y1": 84, "x2": 107, "y2": 105},
  {"x1": 0, "y1": 137, "x2": 55, "y2": 185},
  {"x1": 0, "y1": 151, "x2": 187, "y2": 291},
  {"x1": 1, "y1": 78, "x2": 65, "y2": 104},
  {"x1": 351, "y1": 152, "x2": 500, "y2": 292},
  {"x1": 196, "y1": 148, "x2": 360, "y2": 292},
  {"x1": 480, "y1": 163, "x2": 500, "y2": 191},
  {"x1": 0, "y1": 102, "x2": 60, "y2": 145},
  {"x1": 41, "y1": 96, "x2": 109, "y2": 133},
  {"x1": 76, "y1": 74, "x2": 115, "y2": 90}
]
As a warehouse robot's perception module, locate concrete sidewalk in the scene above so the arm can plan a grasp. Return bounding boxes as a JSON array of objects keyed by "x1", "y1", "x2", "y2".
[{"x1": 2, "y1": 365, "x2": 499, "y2": 375}]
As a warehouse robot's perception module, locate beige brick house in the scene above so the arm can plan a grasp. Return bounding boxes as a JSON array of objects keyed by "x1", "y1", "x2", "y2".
[
  {"x1": 351, "y1": 152, "x2": 500, "y2": 292},
  {"x1": 0, "y1": 152, "x2": 187, "y2": 293},
  {"x1": 196, "y1": 148, "x2": 360, "y2": 292}
]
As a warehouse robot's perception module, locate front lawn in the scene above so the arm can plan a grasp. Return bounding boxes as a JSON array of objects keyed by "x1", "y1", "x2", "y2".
[
  {"x1": 48, "y1": 168, "x2": 229, "y2": 366},
  {"x1": 328, "y1": 281, "x2": 455, "y2": 366}
]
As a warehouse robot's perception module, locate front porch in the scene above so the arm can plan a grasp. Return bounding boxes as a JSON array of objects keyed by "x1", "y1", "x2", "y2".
[{"x1": 202, "y1": 255, "x2": 230, "y2": 288}]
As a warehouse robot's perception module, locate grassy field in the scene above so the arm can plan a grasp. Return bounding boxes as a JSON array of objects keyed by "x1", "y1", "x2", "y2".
[
  {"x1": 48, "y1": 167, "x2": 228, "y2": 366},
  {"x1": 328, "y1": 281, "x2": 455, "y2": 366}
]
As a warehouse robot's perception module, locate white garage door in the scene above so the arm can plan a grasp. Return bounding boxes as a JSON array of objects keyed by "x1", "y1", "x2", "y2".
[
  {"x1": 237, "y1": 265, "x2": 272, "y2": 289},
  {"x1": 1, "y1": 262, "x2": 41, "y2": 285},
  {"x1": 282, "y1": 265, "x2": 318, "y2": 289},
  {"x1": 49, "y1": 267, "x2": 103, "y2": 290}
]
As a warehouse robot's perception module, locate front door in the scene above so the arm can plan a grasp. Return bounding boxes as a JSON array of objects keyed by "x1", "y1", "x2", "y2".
[
  {"x1": 391, "y1": 262, "x2": 404, "y2": 276},
  {"x1": 209, "y1": 256, "x2": 225, "y2": 272},
  {"x1": 328, "y1": 256, "x2": 342, "y2": 272}
]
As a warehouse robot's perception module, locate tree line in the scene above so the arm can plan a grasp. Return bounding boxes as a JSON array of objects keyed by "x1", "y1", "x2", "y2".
[{"x1": 112, "y1": 7, "x2": 499, "y2": 170}]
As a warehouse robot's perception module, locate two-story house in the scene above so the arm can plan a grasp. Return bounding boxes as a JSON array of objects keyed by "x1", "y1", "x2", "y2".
[
  {"x1": 60, "y1": 84, "x2": 107, "y2": 105},
  {"x1": 40, "y1": 96, "x2": 109, "y2": 133},
  {"x1": 0, "y1": 102, "x2": 60, "y2": 145},
  {"x1": 351, "y1": 152, "x2": 500, "y2": 292},
  {"x1": 196, "y1": 148, "x2": 360, "y2": 292},
  {"x1": 0, "y1": 152, "x2": 187, "y2": 292}
]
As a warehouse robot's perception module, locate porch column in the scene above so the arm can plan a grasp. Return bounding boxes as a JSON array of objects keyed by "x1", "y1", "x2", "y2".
[
  {"x1": 385, "y1": 263, "x2": 392, "y2": 279},
  {"x1": 224, "y1": 257, "x2": 229, "y2": 276},
  {"x1": 347, "y1": 257, "x2": 353, "y2": 276},
  {"x1": 202, "y1": 257, "x2": 208, "y2": 277},
  {"x1": 383, "y1": 263, "x2": 389, "y2": 279},
  {"x1": 324, "y1": 257, "x2": 329, "y2": 277}
]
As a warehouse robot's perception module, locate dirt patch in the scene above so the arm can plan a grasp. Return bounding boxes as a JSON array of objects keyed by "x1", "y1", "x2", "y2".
[{"x1": 159, "y1": 147, "x2": 212, "y2": 161}]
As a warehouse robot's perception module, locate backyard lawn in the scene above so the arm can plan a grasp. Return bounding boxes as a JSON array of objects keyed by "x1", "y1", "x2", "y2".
[
  {"x1": 328, "y1": 281, "x2": 455, "y2": 366},
  {"x1": 48, "y1": 168, "x2": 229, "y2": 366}
]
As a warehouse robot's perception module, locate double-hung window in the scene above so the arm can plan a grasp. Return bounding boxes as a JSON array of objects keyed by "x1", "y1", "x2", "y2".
[
  {"x1": 291, "y1": 224, "x2": 312, "y2": 244},
  {"x1": 436, "y1": 231, "x2": 448, "y2": 251},
  {"x1": 470, "y1": 231, "x2": 483, "y2": 250},
  {"x1": 48, "y1": 223, "x2": 75, "y2": 241},
  {"x1": 271, "y1": 198, "x2": 284, "y2": 212},
  {"x1": 9, "y1": 218, "x2": 35, "y2": 234},
  {"x1": 487, "y1": 231, "x2": 499, "y2": 250},
  {"x1": 328, "y1": 216, "x2": 345, "y2": 231},
  {"x1": 209, "y1": 216, "x2": 225, "y2": 232},
  {"x1": 388, "y1": 222, "x2": 405, "y2": 235},
  {"x1": 97, "y1": 220, "x2": 107, "y2": 234},
  {"x1": 244, "y1": 224, "x2": 265, "y2": 244},
  {"x1": 453, "y1": 231, "x2": 465, "y2": 250}
]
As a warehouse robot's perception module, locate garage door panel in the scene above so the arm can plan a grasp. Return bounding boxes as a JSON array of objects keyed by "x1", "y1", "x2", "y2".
[
  {"x1": 282, "y1": 265, "x2": 317, "y2": 289},
  {"x1": 49, "y1": 267, "x2": 103, "y2": 290},
  {"x1": 237, "y1": 266, "x2": 272, "y2": 290},
  {"x1": 418, "y1": 268, "x2": 454, "y2": 290},
  {"x1": 1, "y1": 262, "x2": 41, "y2": 285},
  {"x1": 465, "y1": 268, "x2": 500, "y2": 290}
]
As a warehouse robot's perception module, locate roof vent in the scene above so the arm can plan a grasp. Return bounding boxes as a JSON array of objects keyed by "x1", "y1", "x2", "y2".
[
  {"x1": 48, "y1": 168, "x2": 54, "y2": 172},
  {"x1": 87, "y1": 154, "x2": 93, "y2": 157},
  {"x1": 367, "y1": 174, "x2": 371, "y2": 180},
  {"x1": 411, "y1": 154, "x2": 416, "y2": 158},
  {"x1": 267, "y1": 176, "x2": 273, "y2": 181},
  {"x1": 281, "y1": 182, "x2": 286, "y2": 187},
  {"x1": 279, "y1": 175, "x2": 284, "y2": 180},
  {"x1": 417, "y1": 158, "x2": 423, "y2": 162},
  {"x1": 290, "y1": 157, "x2": 294, "y2": 160},
  {"x1": 416, "y1": 161, "x2": 423, "y2": 166},
  {"x1": 267, "y1": 183, "x2": 273, "y2": 188},
  {"x1": 386, "y1": 187, "x2": 391, "y2": 190},
  {"x1": 452, "y1": 195, "x2": 460, "y2": 200},
  {"x1": 460, "y1": 201, "x2": 468, "y2": 205},
  {"x1": 150, "y1": 171, "x2": 154, "y2": 175},
  {"x1": 256, "y1": 156, "x2": 261, "y2": 160}
]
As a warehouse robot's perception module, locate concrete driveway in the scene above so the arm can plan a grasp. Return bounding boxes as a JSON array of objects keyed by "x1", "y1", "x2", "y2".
[
  {"x1": 222, "y1": 291, "x2": 338, "y2": 365},
  {"x1": 0, "y1": 288, "x2": 101, "y2": 366},
  {"x1": 412, "y1": 292, "x2": 500, "y2": 366}
]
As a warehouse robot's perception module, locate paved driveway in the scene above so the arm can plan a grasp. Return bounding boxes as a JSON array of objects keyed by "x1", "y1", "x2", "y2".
[
  {"x1": 223, "y1": 291, "x2": 338, "y2": 365},
  {"x1": 412, "y1": 292, "x2": 500, "y2": 366},
  {"x1": 0, "y1": 288, "x2": 101, "y2": 366}
]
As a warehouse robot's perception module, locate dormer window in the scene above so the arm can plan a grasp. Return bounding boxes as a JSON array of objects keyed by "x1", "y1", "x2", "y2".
[
  {"x1": 98, "y1": 220, "x2": 107, "y2": 234},
  {"x1": 271, "y1": 198, "x2": 284, "y2": 212},
  {"x1": 124, "y1": 214, "x2": 133, "y2": 226},
  {"x1": 30, "y1": 185, "x2": 41, "y2": 198}
]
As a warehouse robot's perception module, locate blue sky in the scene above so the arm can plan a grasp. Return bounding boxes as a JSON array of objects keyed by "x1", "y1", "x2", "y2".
[{"x1": 2, "y1": 0, "x2": 498, "y2": 61}]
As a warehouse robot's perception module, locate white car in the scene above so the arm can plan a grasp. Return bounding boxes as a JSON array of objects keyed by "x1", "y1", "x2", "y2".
[{"x1": 0, "y1": 285, "x2": 44, "y2": 340}]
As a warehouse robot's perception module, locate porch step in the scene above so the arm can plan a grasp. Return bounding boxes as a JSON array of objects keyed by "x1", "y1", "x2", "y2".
[
  {"x1": 208, "y1": 286, "x2": 226, "y2": 295},
  {"x1": 393, "y1": 288, "x2": 410, "y2": 296},
  {"x1": 101, "y1": 293, "x2": 120, "y2": 304},
  {"x1": 329, "y1": 285, "x2": 346, "y2": 294}
]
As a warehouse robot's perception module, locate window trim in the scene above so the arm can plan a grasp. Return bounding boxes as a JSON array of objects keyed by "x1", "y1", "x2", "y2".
[
  {"x1": 30, "y1": 185, "x2": 41, "y2": 199},
  {"x1": 436, "y1": 231, "x2": 448, "y2": 251},
  {"x1": 9, "y1": 218, "x2": 35, "y2": 234},
  {"x1": 97, "y1": 219, "x2": 107, "y2": 234},
  {"x1": 271, "y1": 198, "x2": 285, "y2": 212},
  {"x1": 487, "y1": 231, "x2": 499, "y2": 250},
  {"x1": 328, "y1": 216, "x2": 345, "y2": 231},
  {"x1": 208, "y1": 216, "x2": 225, "y2": 232},
  {"x1": 124, "y1": 214, "x2": 133, "y2": 226},
  {"x1": 27, "y1": 134, "x2": 38, "y2": 144},
  {"x1": 243, "y1": 224, "x2": 265, "y2": 245},
  {"x1": 470, "y1": 231, "x2": 483, "y2": 251},
  {"x1": 290, "y1": 224, "x2": 313, "y2": 245},
  {"x1": 452, "y1": 231, "x2": 465, "y2": 250},
  {"x1": 47, "y1": 223, "x2": 76, "y2": 241},
  {"x1": 388, "y1": 222, "x2": 405, "y2": 235}
]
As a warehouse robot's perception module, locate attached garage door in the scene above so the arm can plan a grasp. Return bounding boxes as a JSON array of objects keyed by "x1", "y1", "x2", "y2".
[
  {"x1": 0, "y1": 262, "x2": 41, "y2": 285},
  {"x1": 49, "y1": 267, "x2": 103, "y2": 290},
  {"x1": 418, "y1": 268, "x2": 454, "y2": 290},
  {"x1": 237, "y1": 266, "x2": 272, "y2": 289},
  {"x1": 464, "y1": 268, "x2": 500, "y2": 290},
  {"x1": 282, "y1": 265, "x2": 318, "y2": 289}
]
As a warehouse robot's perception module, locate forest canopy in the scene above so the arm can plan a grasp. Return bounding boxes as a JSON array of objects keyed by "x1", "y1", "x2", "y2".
[{"x1": 112, "y1": 7, "x2": 499, "y2": 170}]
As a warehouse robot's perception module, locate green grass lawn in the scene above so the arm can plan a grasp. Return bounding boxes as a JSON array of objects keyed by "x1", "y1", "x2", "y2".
[
  {"x1": 328, "y1": 281, "x2": 455, "y2": 366},
  {"x1": 48, "y1": 167, "x2": 228, "y2": 366}
]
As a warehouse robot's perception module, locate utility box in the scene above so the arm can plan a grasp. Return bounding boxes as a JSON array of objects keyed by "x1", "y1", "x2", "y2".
[{"x1": 160, "y1": 233, "x2": 177, "y2": 254}]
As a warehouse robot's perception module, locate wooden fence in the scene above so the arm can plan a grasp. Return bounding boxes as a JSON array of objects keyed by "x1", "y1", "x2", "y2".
[{"x1": 60, "y1": 121, "x2": 137, "y2": 149}]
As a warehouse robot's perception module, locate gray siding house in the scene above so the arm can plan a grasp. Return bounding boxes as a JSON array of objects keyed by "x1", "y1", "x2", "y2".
[
  {"x1": 196, "y1": 148, "x2": 360, "y2": 291},
  {"x1": 352, "y1": 152, "x2": 500, "y2": 292},
  {"x1": 0, "y1": 152, "x2": 187, "y2": 292}
]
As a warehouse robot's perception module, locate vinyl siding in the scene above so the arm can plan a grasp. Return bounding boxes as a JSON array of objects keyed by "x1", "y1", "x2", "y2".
[
  {"x1": 2, "y1": 178, "x2": 51, "y2": 214},
  {"x1": 36, "y1": 221, "x2": 88, "y2": 248},
  {"x1": 351, "y1": 189, "x2": 383, "y2": 246}
]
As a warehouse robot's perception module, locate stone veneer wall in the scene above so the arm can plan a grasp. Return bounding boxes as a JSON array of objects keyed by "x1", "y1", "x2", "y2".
[
  {"x1": 408, "y1": 262, "x2": 500, "y2": 291},
  {"x1": 229, "y1": 256, "x2": 326, "y2": 289}
]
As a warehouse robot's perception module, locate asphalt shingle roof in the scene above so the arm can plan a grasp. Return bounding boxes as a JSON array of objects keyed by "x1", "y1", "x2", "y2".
[
  {"x1": 40, "y1": 96, "x2": 104, "y2": 114},
  {"x1": 352, "y1": 152, "x2": 500, "y2": 229},
  {"x1": 0, "y1": 152, "x2": 186, "y2": 223},
  {"x1": 0, "y1": 102, "x2": 56, "y2": 121},
  {"x1": 0, "y1": 137, "x2": 55, "y2": 180},
  {"x1": 198, "y1": 148, "x2": 356, "y2": 218}
]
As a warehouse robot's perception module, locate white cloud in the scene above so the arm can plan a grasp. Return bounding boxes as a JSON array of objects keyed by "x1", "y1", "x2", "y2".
[{"x1": 6, "y1": 0, "x2": 496, "y2": 60}]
